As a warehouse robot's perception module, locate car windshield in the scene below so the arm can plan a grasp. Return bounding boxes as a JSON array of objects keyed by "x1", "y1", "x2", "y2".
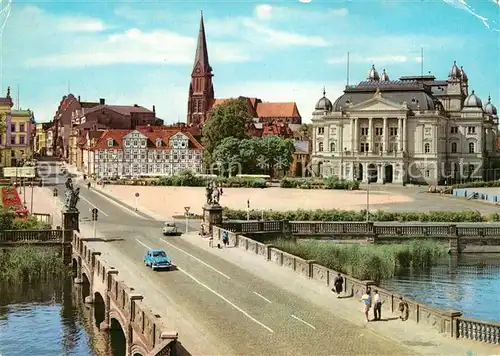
[
  {"x1": 152, "y1": 251, "x2": 166, "y2": 257},
  {"x1": 165, "y1": 222, "x2": 175, "y2": 227}
]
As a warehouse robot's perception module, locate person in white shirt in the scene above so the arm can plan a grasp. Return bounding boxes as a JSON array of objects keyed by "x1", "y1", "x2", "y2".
[{"x1": 373, "y1": 289, "x2": 382, "y2": 320}]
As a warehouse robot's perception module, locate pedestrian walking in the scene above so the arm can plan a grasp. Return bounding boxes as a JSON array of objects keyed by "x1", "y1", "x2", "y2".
[
  {"x1": 360, "y1": 289, "x2": 371, "y2": 322},
  {"x1": 222, "y1": 231, "x2": 229, "y2": 247},
  {"x1": 398, "y1": 297, "x2": 409, "y2": 321},
  {"x1": 332, "y1": 273, "x2": 344, "y2": 298},
  {"x1": 373, "y1": 290, "x2": 382, "y2": 320}
]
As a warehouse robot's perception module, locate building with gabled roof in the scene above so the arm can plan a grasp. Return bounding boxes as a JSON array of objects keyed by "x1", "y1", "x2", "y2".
[{"x1": 86, "y1": 127, "x2": 203, "y2": 178}]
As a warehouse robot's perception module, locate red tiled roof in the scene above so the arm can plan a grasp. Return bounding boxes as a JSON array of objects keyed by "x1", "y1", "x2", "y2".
[
  {"x1": 210, "y1": 97, "x2": 300, "y2": 119},
  {"x1": 91, "y1": 128, "x2": 203, "y2": 150},
  {"x1": 256, "y1": 102, "x2": 301, "y2": 118}
]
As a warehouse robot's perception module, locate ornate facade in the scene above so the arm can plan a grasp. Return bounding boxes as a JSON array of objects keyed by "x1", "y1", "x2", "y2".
[
  {"x1": 91, "y1": 127, "x2": 203, "y2": 178},
  {"x1": 312, "y1": 62, "x2": 498, "y2": 184}
]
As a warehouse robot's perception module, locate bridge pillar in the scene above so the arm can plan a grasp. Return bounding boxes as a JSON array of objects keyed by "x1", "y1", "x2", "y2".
[
  {"x1": 62, "y1": 210, "x2": 80, "y2": 233},
  {"x1": 202, "y1": 203, "x2": 223, "y2": 235}
]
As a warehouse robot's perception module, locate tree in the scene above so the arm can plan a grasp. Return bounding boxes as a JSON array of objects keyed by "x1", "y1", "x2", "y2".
[
  {"x1": 258, "y1": 135, "x2": 295, "y2": 177},
  {"x1": 202, "y1": 99, "x2": 251, "y2": 164},
  {"x1": 298, "y1": 124, "x2": 312, "y2": 139},
  {"x1": 212, "y1": 137, "x2": 242, "y2": 176}
]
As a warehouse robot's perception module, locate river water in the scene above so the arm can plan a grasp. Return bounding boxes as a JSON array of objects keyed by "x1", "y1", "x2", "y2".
[
  {"x1": 0, "y1": 279, "x2": 125, "y2": 356},
  {"x1": 381, "y1": 253, "x2": 500, "y2": 323}
]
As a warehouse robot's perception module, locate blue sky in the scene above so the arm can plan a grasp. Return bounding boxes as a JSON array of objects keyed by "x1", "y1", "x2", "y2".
[{"x1": 1, "y1": 0, "x2": 499, "y2": 123}]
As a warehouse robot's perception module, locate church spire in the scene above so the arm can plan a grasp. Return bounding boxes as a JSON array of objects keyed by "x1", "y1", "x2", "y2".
[
  {"x1": 193, "y1": 11, "x2": 211, "y2": 73},
  {"x1": 187, "y1": 11, "x2": 215, "y2": 128}
]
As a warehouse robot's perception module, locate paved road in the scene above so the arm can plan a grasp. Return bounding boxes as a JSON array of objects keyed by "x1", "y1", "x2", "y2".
[{"x1": 35, "y1": 166, "x2": 415, "y2": 355}]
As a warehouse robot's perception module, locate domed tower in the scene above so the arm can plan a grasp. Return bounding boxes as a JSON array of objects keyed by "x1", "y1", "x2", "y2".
[
  {"x1": 315, "y1": 87, "x2": 333, "y2": 112},
  {"x1": 447, "y1": 61, "x2": 466, "y2": 111},
  {"x1": 380, "y1": 69, "x2": 390, "y2": 82},
  {"x1": 460, "y1": 66, "x2": 469, "y2": 96},
  {"x1": 484, "y1": 95, "x2": 498, "y2": 121},
  {"x1": 367, "y1": 65, "x2": 380, "y2": 81},
  {"x1": 448, "y1": 61, "x2": 461, "y2": 82},
  {"x1": 463, "y1": 90, "x2": 483, "y2": 108}
]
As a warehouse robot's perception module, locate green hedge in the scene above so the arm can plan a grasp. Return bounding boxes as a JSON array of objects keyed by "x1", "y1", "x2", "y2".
[
  {"x1": 223, "y1": 208, "x2": 486, "y2": 222},
  {"x1": 281, "y1": 176, "x2": 360, "y2": 190},
  {"x1": 103, "y1": 171, "x2": 267, "y2": 188}
]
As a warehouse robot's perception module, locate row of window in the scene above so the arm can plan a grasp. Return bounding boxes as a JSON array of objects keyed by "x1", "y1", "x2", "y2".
[
  {"x1": 0, "y1": 135, "x2": 27, "y2": 145},
  {"x1": 451, "y1": 126, "x2": 476, "y2": 135},
  {"x1": 98, "y1": 163, "x2": 202, "y2": 175},
  {"x1": 317, "y1": 142, "x2": 477, "y2": 154},
  {"x1": 9, "y1": 123, "x2": 26, "y2": 132},
  {"x1": 97, "y1": 151, "x2": 201, "y2": 161},
  {"x1": 318, "y1": 125, "x2": 479, "y2": 136},
  {"x1": 118, "y1": 138, "x2": 189, "y2": 149}
]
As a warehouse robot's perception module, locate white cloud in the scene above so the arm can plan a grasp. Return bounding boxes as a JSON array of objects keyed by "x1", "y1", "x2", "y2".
[
  {"x1": 25, "y1": 27, "x2": 250, "y2": 68},
  {"x1": 254, "y1": 4, "x2": 273, "y2": 20},
  {"x1": 57, "y1": 17, "x2": 107, "y2": 32},
  {"x1": 328, "y1": 54, "x2": 419, "y2": 65},
  {"x1": 243, "y1": 19, "x2": 328, "y2": 47}
]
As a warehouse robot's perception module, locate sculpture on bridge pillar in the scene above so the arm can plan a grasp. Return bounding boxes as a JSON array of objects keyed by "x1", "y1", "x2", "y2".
[
  {"x1": 62, "y1": 177, "x2": 80, "y2": 233},
  {"x1": 64, "y1": 178, "x2": 80, "y2": 212},
  {"x1": 202, "y1": 181, "x2": 223, "y2": 236}
]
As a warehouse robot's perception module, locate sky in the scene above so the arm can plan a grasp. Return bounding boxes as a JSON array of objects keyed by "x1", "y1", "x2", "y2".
[{"x1": 1, "y1": 0, "x2": 499, "y2": 123}]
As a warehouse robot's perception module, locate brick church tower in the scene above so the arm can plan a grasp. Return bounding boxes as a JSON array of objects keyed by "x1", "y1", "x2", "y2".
[{"x1": 187, "y1": 12, "x2": 214, "y2": 127}]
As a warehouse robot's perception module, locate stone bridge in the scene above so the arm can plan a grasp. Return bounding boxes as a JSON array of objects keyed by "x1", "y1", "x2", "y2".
[{"x1": 71, "y1": 231, "x2": 178, "y2": 356}]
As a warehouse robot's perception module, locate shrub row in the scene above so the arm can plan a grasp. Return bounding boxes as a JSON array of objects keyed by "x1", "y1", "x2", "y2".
[
  {"x1": 223, "y1": 208, "x2": 486, "y2": 222},
  {"x1": 280, "y1": 177, "x2": 360, "y2": 190},
  {"x1": 103, "y1": 172, "x2": 267, "y2": 188},
  {"x1": 0, "y1": 212, "x2": 51, "y2": 231},
  {"x1": 272, "y1": 239, "x2": 446, "y2": 281}
]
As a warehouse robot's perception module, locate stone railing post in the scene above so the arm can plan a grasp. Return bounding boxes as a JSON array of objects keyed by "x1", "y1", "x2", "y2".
[
  {"x1": 266, "y1": 244, "x2": 273, "y2": 261},
  {"x1": 448, "y1": 224, "x2": 459, "y2": 254},
  {"x1": 306, "y1": 260, "x2": 316, "y2": 278},
  {"x1": 282, "y1": 220, "x2": 291, "y2": 238},
  {"x1": 441, "y1": 310, "x2": 462, "y2": 337}
]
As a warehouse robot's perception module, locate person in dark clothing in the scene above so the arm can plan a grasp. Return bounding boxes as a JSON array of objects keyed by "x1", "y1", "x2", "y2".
[
  {"x1": 222, "y1": 231, "x2": 229, "y2": 247},
  {"x1": 373, "y1": 289, "x2": 382, "y2": 320},
  {"x1": 333, "y1": 273, "x2": 344, "y2": 298},
  {"x1": 398, "y1": 297, "x2": 409, "y2": 321}
]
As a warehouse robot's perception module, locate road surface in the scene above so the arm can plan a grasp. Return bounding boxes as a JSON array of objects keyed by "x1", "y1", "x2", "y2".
[{"x1": 40, "y1": 162, "x2": 416, "y2": 355}]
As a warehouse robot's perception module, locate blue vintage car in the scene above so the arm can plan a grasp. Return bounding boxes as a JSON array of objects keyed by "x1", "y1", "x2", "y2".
[{"x1": 144, "y1": 249, "x2": 173, "y2": 271}]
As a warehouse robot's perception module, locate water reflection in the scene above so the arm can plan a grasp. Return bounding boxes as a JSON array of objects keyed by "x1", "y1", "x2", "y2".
[
  {"x1": 0, "y1": 278, "x2": 128, "y2": 355},
  {"x1": 381, "y1": 253, "x2": 500, "y2": 322}
]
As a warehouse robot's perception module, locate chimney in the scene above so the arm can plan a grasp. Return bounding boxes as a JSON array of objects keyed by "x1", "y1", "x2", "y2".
[
  {"x1": 153, "y1": 105, "x2": 156, "y2": 113},
  {"x1": 99, "y1": 98, "x2": 105, "y2": 105},
  {"x1": 134, "y1": 104, "x2": 139, "y2": 107}
]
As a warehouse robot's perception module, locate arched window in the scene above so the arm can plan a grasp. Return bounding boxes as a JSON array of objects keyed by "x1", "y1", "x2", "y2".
[
  {"x1": 318, "y1": 142, "x2": 324, "y2": 152},
  {"x1": 330, "y1": 142, "x2": 336, "y2": 152},
  {"x1": 424, "y1": 143, "x2": 430, "y2": 153},
  {"x1": 451, "y1": 142, "x2": 457, "y2": 153},
  {"x1": 468, "y1": 142, "x2": 475, "y2": 153}
]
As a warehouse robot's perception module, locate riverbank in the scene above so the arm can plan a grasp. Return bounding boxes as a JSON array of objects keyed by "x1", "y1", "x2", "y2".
[
  {"x1": 271, "y1": 239, "x2": 446, "y2": 281},
  {"x1": 0, "y1": 246, "x2": 68, "y2": 283}
]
